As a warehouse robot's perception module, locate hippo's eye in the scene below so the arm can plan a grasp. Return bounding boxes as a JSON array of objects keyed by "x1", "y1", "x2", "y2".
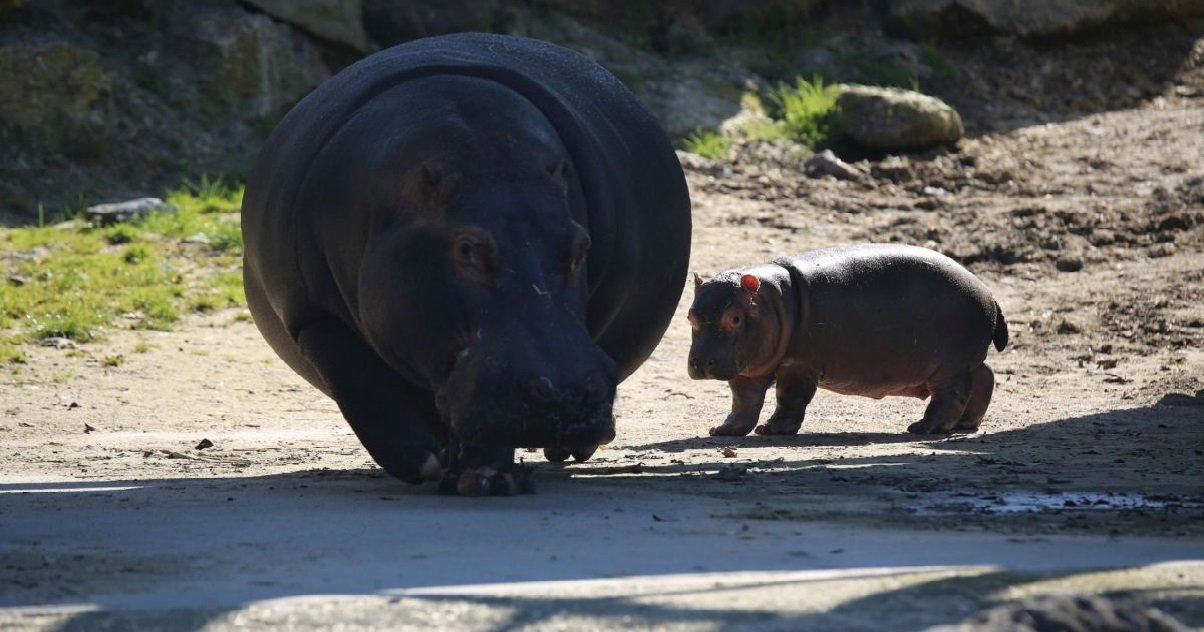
[
  {"x1": 566, "y1": 227, "x2": 590, "y2": 283},
  {"x1": 720, "y1": 308, "x2": 743, "y2": 333},
  {"x1": 451, "y1": 229, "x2": 497, "y2": 281},
  {"x1": 687, "y1": 312, "x2": 702, "y2": 333}
]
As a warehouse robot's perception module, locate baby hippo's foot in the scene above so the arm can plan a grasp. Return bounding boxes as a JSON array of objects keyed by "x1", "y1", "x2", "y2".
[
  {"x1": 754, "y1": 418, "x2": 802, "y2": 436},
  {"x1": 906, "y1": 419, "x2": 954, "y2": 435},
  {"x1": 543, "y1": 444, "x2": 599, "y2": 463},
  {"x1": 439, "y1": 446, "x2": 535, "y2": 496},
  {"x1": 709, "y1": 419, "x2": 756, "y2": 437}
]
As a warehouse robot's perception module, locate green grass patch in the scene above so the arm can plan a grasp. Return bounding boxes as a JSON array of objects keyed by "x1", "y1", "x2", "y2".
[
  {"x1": 768, "y1": 75, "x2": 841, "y2": 149},
  {"x1": 853, "y1": 58, "x2": 917, "y2": 90},
  {"x1": 920, "y1": 41, "x2": 957, "y2": 82},
  {"x1": 0, "y1": 180, "x2": 247, "y2": 357},
  {"x1": 681, "y1": 129, "x2": 733, "y2": 159},
  {"x1": 0, "y1": 339, "x2": 26, "y2": 364}
]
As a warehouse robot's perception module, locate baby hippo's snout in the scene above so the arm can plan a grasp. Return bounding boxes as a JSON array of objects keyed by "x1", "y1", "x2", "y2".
[
  {"x1": 687, "y1": 350, "x2": 738, "y2": 381},
  {"x1": 687, "y1": 354, "x2": 713, "y2": 379}
]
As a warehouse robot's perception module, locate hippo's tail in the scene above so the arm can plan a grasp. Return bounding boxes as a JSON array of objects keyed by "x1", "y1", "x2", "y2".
[{"x1": 992, "y1": 301, "x2": 1009, "y2": 352}]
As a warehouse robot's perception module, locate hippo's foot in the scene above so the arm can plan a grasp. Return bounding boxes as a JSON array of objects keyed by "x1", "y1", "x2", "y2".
[
  {"x1": 543, "y1": 445, "x2": 599, "y2": 463},
  {"x1": 709, "y1": 422, "x2": 755, "y2": 437},
  {"x1": 439, "y1": 446, "x2": 535, "y2": 496},
  {"x1": 439, "y1": 464, "x2": 535, "y2": 496},
  {"x1": 544, "y1": 446, "x2": 572, "y2": 462},
  {"x1": 953, "y1": 419, "x2": 983, "y2": 432},
  {"x1": 906, "y1": 419, "x2": 954, "y2": 435},
  {"x1": 753, "y1": 417, "x2": 802, "y2": 435}
]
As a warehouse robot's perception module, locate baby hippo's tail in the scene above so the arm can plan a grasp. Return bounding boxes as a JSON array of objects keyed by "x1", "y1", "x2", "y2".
[{"x1": 992, "y1": 301, "x2": 1009, "y2": 352}]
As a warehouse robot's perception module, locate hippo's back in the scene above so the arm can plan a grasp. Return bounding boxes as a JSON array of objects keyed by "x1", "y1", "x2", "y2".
[{"x1": 777, "y1": 244, "x2": 1000, "y2": 378}]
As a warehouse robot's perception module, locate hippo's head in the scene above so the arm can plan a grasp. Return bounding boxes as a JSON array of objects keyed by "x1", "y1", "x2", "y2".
[
  {"x1": 687, "y1": 272, "x2": 774, "y2": 381},
  {"x1": 356, "y1": 139, "x2": 617, "y2": 450}
]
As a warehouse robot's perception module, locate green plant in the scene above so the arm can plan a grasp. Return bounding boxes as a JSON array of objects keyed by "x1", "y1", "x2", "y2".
[
  {"x1": 920, "y1": 40, "x2": 957, "y2": 81},
  {"x1": 853, "y1": 58, "x2": 917, "y2": 90},
  {"x1": 0, "y1": 180, "x2": 246, "y2": 354},
  {"x1": 769, "y1": 75, "x2": 841, "y2": 149},
  {"x1": 0, "y1": 340, "x2": 26, "y2": 364},
  {"x1": 682, "y1": 129, "x2": 733, "y2": 159}
]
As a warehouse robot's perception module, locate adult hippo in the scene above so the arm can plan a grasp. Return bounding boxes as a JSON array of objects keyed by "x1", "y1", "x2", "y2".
[{"x1": 242, "y1": 33, "x2": 691, "y2": 495}]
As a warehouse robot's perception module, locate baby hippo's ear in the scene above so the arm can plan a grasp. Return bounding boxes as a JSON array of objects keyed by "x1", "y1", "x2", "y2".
[
  {"x1": 740, "y1": 274, "x2": 761, "y2": 294},
  {"x1": 693, "y1": 272, "x2": 705, "y2": 292}
]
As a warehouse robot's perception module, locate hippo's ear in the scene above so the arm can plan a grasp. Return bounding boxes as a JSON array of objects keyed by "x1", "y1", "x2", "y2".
[
  {"x1": 545, "y1": 160, "x2": 570, "y2": 192},
  {"x1": 692, "y1": 272, "x2": 704, "y2": 292},
  {"x1": 740, "y1": 274, "x2": 760, "y2": 294}
]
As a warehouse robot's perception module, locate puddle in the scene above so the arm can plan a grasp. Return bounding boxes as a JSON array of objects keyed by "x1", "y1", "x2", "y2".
[{"x1": 903, "y1": 490, "x2": 1204, "y2": 516}]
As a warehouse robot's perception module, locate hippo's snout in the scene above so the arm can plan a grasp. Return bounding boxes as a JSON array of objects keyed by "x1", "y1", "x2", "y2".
[
  {"x1": 688, "y1": 354, "x2": 714, "y2": 379},
  {"x1": 439, "y1": 337, "x2": 618, "y2": 449},
  {"x1": 688, "y1": 351, "x2": 738, "y2": 381}
]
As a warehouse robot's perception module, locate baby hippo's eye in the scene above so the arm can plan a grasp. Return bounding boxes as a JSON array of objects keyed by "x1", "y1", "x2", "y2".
[{"x1": 720, "y1": 308, "x2": 744, "y2": 333}]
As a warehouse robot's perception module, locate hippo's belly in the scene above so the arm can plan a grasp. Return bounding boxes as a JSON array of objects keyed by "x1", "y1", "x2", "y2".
[{"x1": 819, "y1": 374, "x2": 932, "y2": 400}]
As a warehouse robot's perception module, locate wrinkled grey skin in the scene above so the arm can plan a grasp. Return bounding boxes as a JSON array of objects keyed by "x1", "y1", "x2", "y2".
[
  {"x1": 688, "y1": 244, "x2": 1007, "y2": 437},
  {"x1": 242, "y1": 34, "x2": 691, "y2": 494}
]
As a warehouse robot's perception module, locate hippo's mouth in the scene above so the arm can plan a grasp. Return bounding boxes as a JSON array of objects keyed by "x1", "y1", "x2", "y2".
[
  {"x1": 435, "y1": 343, "x2": 617, "y2": 449},
  {"x1": 447, "y1": 401, "x2": 617, "y2": 449}
]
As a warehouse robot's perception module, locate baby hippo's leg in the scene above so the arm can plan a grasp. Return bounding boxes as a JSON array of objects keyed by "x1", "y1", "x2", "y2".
[
  {"x1": 756, "y1": 368, "x2": 818, "y2": 436},
  {"x1": 955, "y1": 363, "x2": 995, "y2": 431},
  {"x1": 907, "y1": 370, "x2": 972, "y2": 435},
  {"x1": 710, "y1": 375, "x2": 774, "y2": 436}
]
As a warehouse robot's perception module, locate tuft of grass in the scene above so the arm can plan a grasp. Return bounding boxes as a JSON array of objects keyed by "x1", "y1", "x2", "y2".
[
  {"x1": 101, "y1": 354, "x2": 124, "y2": 367},
  {"x1": 769, "y1": 75, "x2": 841, "y2": 149},
  {"x1": 133, "y1": 341, "x2": 153, "y2": 353},
  {"x1": 0, "y1": 180, "x2": 247, "y2": 354},
  {"x1": 0, "y1": 339, "x2": 27, "y2": 364},
  {"x1": 853, "y1": 58, "x2": 918, "y2": 90},
  {"x1": 681, "y1": 129, "x2": 733, "y2": 159},
  {"x1": 920, "y1": 41, "x2": 957, "y2": 82}
]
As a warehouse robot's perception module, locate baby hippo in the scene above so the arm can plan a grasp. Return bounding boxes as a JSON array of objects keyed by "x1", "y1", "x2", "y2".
[{"x1": 688, "y1": 244, "x2": 1008, "y2": 436}]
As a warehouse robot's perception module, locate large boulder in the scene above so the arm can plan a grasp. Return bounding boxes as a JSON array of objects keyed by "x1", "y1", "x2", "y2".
[
  {"x1": 836, "y1": 84, "x2": 963, "y2": 153},
  {"x1": 239, "y1": 0, "x2": 369, "y2": 52},
  {"x1": 0, "y1": 41, "x2": 111, "y2": 160},
  {"x1": 887, "y1": 0, "x2": 1204, "y2": 39},
  {"x1": 172, "y1": 5, "x2": 329, "y2": 119},
  {"x1": 362, "y1": 0, "x2": 505, "y2": 47}
]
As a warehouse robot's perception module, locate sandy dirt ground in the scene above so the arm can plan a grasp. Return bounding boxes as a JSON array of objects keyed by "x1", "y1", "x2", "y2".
[{"x1": 1, "y1": 94, "x2": 1203, "y2": 628}]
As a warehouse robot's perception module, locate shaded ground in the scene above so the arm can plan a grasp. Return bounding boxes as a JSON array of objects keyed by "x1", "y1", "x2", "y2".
[{"x1": 2, "y1": 51, "x2": 1204, "y2": 632}]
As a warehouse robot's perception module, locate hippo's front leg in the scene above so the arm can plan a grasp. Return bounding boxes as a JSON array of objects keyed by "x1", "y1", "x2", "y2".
[
  {"x1": 440, "y1": 444, "x2": 534, "y2": 496},
  {"x1": 297, "y1": 319, "x2": 445, "y2": 483},
  {"x1": 710, "y1": 375, "x2": 773, "y2": 436},
  {"x1": 755, "y1": 367, "x2": 818, "y2": 436}
]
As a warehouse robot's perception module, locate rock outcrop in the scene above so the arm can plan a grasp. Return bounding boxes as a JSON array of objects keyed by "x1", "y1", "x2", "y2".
[
  {"x1": 888, "y1": 0, "x2": 1204, "y2": 39},
  {"x1": 240, "y1": 0, "x2": 369, "y2": 52},
  {"x1": 836, "y1": 84, "x2": 964, "y2": 152}
]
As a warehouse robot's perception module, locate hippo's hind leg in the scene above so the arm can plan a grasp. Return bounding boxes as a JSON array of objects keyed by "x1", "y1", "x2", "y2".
[
  {"x1": 755, "y1": 368, "x2": 819, "y2": 436},
  {"x1": 955, "y1": 363, "x2": 995, "y2": 431},
  {"x1": 907, "y1": 370, "x2": 972, "y2": 435},
  {"x1": 297, "y1": 318, "x2": 445, "y2": 484}
]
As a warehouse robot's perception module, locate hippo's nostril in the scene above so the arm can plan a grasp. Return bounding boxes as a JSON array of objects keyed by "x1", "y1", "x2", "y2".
[
  {"x1": 705, "y1": 359, "x2": 716, "y2": 370},
  {"x1": 584, "y1": 372, "x2": 610, "y2": 403},
  {"x1": 531, "y1": 376, "x2": 556, "y2": 402}
]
